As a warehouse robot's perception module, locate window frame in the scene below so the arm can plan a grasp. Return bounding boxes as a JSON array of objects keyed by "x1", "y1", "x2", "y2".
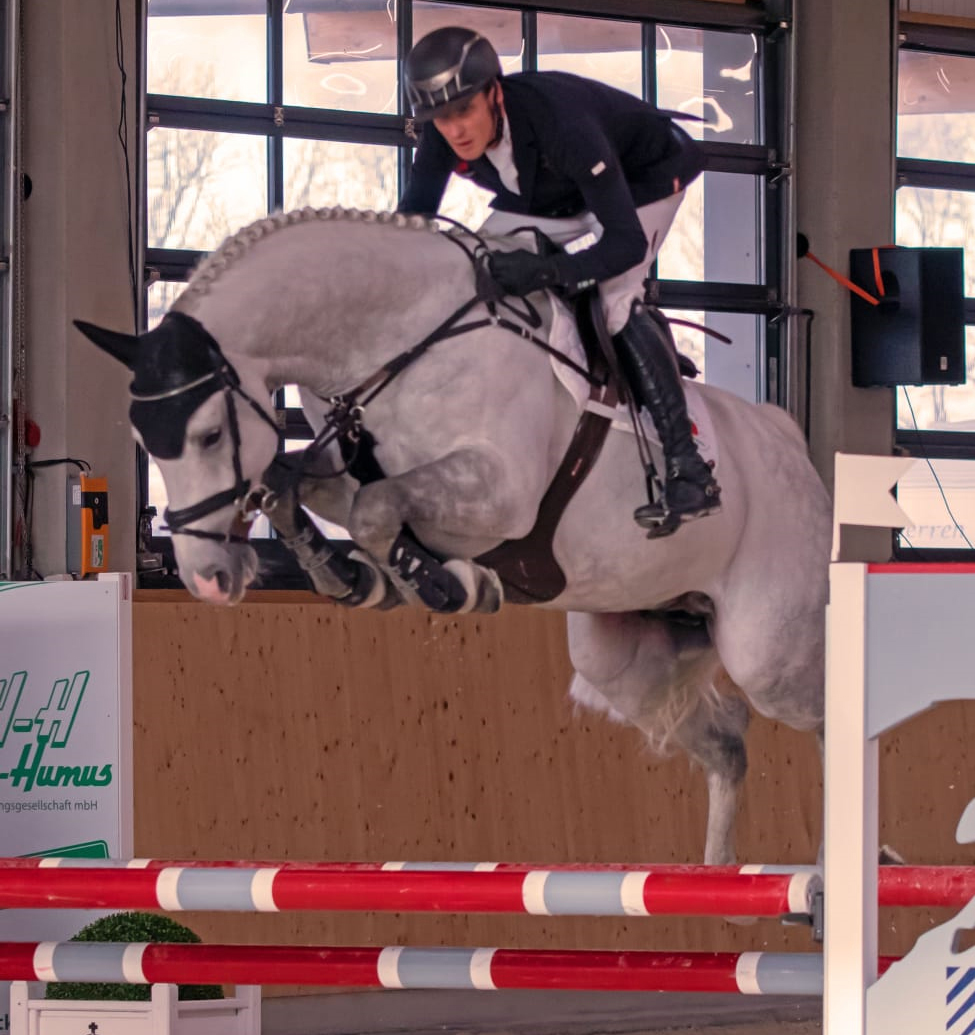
[
  {"x1": 894, "y1": 20, "x2": 975, "y2": 561},
  {"x1": 138, "y1": 0, "x2": 793, "y2": 588}
]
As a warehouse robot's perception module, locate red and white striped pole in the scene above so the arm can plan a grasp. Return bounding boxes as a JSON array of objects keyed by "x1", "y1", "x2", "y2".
[
  {"x1": 0, "y1": 941, "x2": 897, "y2": 995},
  {"x1": 1, "y1": 857, "x2": 970, "y2": 909},
  {"x1": 0, "y1": 864, "x2": 820, "y2": 918}
]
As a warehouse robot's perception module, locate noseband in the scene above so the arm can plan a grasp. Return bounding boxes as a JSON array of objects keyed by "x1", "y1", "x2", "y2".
[{"x1": 137, "y1": 363, "x2": 281, "y2": 545}]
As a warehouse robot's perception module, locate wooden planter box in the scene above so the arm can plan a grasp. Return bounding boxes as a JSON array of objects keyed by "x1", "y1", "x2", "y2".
[{"x1": 9, "y1": 981, "x2": 261, "y2": 1035}]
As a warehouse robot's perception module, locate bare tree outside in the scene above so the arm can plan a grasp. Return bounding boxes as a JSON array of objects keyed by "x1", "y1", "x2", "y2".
[{"x1": 284, "y1": 139, "x2": 398, "y2": 212}]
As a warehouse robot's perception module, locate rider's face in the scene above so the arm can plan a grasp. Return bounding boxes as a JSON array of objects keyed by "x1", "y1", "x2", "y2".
[{"x1": 433, "y1": 85, "x2": 500, "y2": 162}]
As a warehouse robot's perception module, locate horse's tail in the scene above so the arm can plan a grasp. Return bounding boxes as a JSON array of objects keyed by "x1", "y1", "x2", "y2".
[
  {"x1": 638, "y1": 649, "x2": 728, "y2": 758},
  {"x1": 570, "y1": 645, "x2": 729, "y2": 760}
]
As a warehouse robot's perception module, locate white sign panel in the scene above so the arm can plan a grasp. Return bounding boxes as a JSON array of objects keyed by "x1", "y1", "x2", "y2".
[{"x1": 0, "y1": 574, "x2": 133, "y2": 1032}]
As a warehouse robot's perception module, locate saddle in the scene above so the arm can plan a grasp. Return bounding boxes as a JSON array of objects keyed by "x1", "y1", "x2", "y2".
[{"x1": 472, "y1": 235, "x2": 698, "y2": 604}]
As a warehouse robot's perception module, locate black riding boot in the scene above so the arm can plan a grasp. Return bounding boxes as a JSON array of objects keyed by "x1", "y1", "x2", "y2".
[{"x1": 614, "y1": 304, "x2": 721, "y2": 538}]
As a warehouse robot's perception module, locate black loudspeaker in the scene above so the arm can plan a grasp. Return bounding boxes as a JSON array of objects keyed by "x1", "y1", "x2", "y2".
[{"x1": 849, "y1": 246, "x2": 965, "y2": 387}]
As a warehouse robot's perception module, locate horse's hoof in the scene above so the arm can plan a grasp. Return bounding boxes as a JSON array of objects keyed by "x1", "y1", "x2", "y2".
[
  {"x1": 443, "y1": 561, "x2": 504, "y2": 614},
  {"x1": 338, "y1": 551, "x2": 397, "y2": 609},
  {"x1": 474, "y1": 565, "x2": 504, "y2": 613},
  {"x1": 879, "y1": 843, "x2": 907, "y2": 865},
  {"x1": 389, "y1": 534, "x2": 471, "y2": 613}
]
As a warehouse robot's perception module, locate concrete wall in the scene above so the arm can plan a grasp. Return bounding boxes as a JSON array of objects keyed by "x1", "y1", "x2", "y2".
[
  {"x1": 23, "y1": 0, "x2": 137, "y2": 577},
  {"x1": 796, "y1": 0, "x2": 897, "y2": 558}
]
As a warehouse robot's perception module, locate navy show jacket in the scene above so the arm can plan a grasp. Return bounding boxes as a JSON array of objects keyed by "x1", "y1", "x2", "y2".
[{"x1": 399, "y1": 71, "x2": 706, "y2": 288}]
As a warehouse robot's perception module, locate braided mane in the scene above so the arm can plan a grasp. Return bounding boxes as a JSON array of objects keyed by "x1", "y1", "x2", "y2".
[{"x1": 176, "y1": 206, "x2": 440, "y2": 302}]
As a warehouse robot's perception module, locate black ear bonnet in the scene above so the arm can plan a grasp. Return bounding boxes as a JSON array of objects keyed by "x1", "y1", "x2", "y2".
[{"x1": 128, "y1": 313, "x2": 231, "y2": 460}]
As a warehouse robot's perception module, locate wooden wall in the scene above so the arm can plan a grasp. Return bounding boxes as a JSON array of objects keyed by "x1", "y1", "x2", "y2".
[{"x1": 132, "y1": 592, "x2": 975, "y2": 993}]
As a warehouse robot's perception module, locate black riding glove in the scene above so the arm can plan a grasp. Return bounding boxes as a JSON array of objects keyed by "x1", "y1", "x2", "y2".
[{"x1": 488, "y1": 249, "x2": 568, "y2": 296}]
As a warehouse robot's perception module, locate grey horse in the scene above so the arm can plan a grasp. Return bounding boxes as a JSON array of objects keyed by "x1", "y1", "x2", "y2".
[{"x1": 77, "y1": 206, "x2": 833, "y2": 865}]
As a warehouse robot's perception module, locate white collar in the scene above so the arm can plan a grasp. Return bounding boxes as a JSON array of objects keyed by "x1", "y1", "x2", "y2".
[{"x1": 486, "y1": 117, "x2": 521, "y2": 195}]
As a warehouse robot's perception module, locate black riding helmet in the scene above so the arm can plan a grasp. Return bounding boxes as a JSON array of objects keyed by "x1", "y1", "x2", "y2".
[{"x1": 404, "y1": 26, "x2": 502, "y2": 122}]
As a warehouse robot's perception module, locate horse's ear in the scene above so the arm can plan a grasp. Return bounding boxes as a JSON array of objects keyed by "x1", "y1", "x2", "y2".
[{"x1": 73, "y1": 319, "x2": 141, "y2": 370}]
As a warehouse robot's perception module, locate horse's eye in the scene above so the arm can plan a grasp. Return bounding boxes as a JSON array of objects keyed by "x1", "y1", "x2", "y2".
[{"x1": 200, "y1": 428, "x2": 222, "y2": 450}]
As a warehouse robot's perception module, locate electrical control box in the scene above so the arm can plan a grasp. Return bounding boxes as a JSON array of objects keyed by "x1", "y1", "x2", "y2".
[{"x1": 66, "y1": 473, "x2": 109, "y2": 576}]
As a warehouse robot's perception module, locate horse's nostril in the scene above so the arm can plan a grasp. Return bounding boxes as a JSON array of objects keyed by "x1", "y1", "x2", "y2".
[{"x1": 198, "y1": 565, "x2": 231, "y2": 596}]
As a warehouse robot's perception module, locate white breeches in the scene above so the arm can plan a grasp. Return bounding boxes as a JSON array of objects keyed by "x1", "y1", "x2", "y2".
[{"x1": 480, "y1": 191, "x2": 685, "y2": 335}]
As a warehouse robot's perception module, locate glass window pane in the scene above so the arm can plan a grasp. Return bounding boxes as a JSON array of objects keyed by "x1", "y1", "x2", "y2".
[
  {"x1": 664, "y1": 308, "x2": 763, "y2": 403},
  {"x1": 896, "y1": 186, "x2": 975, "y2": 296},
  {"x1": 148, "y1": 129, "x2": 267, "y2": 251},
  {"x1": 665, "y1": 307, "x2": 707, "y2": 379},
  {"x1": 147, "y1": 9, "x2": 267, "y2": 102},
  {"x1": 897, "y1": 331, "x2": 975, "y2": 433},
  {"x1": 897, "y1": 458, "x2": 975, "y2": 552},
  {"x1": 412, "y1": 3, "x2": 523, "y2": 74},
  {"x1": 146, "y1": 279, "x2": 184, "y2": 332},
  {"x1": 283, "y1": 140, "x2": 398, "y2": 211},
  {"x1": 283, "y1": 7, "x2": 398, "y2": 113},
  {"x1": 657, "y1": 172, "x2": 762, "y2": 284},
  {"x1": 657, "y1": 25, "x2": 760, "y2": 145},
  {"x1": 537, "y1": 14, "x2": 642, "y2": 97},
  {"x1": 898, "y1": 50, "x2": 975, "y2": 162}
]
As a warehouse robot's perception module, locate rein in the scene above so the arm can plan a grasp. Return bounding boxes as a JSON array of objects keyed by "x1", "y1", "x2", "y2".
[
  {"x1": 282, "y1": 228, "x2": 600, "y2": 492},
  {"x1": 155, "y1": 219, "x2": 601, "y2": 544}
]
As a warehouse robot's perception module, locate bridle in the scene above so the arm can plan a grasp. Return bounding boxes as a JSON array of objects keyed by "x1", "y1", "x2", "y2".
[
  {"x1": 141, "y1": 362, "x2": 281, "y2": 545},
  {"x1": 149, "y1": 223, "x2": 600, "y2": 548}
]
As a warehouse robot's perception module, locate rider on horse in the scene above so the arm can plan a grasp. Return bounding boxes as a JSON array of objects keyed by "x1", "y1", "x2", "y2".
[{"x1": 398, "y1": 26, "x2": 721, "y2": 538}]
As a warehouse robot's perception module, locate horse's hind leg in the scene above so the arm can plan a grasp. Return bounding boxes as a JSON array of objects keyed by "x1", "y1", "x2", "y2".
[
  {"x1": 668, "y1": 672, "x2": 750, "y2": 865},
  {"x1": 567, "y1": 611, "x2": 749, "y2": 865}
]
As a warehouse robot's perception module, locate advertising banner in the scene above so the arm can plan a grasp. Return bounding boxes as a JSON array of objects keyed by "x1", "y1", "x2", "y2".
[{"x1": 0, "y1": 574, "x2": 133, "y2": 1031}]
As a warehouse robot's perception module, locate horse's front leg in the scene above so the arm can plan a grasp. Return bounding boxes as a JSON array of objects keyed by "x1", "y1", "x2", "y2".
[
  {"x1": 346, "y1": 447, "x2": 517, "y2": 614},
  {"x1": 264, "y1": 496, "x2": 403, "y2": 609},
  {"x1": 258, "y1": 451, "x2": 398, "y2": 608}
]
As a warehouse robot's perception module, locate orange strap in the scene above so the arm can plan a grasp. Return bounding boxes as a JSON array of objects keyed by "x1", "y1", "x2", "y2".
[
  {"x1": 871, "y1": 248, "x2": 885, "y2": 299},
  {"x1": 803, "y1": 249, "x2": 880, "y2": 306}
]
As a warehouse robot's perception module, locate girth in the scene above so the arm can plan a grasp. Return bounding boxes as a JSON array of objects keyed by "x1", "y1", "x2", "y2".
[{"x1": 473, "y1": 291, "x2": 618, "y2": 604}]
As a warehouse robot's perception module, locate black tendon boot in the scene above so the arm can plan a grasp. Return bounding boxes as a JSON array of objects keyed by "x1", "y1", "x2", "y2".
[{"x1": 615, "y1": 304, "x2": 721, "y2": 538}]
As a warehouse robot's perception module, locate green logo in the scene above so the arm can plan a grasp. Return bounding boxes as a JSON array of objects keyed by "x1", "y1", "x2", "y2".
[
  {"x1": 26, "y1": 839, "x2": 111, "y2": 858},
  {"x1": 0, "y1": 670, "x2": 113, "y2": 792}
]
